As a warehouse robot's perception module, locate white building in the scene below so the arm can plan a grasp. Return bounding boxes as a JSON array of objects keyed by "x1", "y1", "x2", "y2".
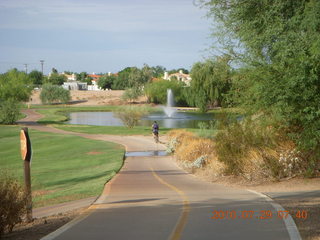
[{"x1": 163, "y1": 70, "x2": 191, "y2": 86}]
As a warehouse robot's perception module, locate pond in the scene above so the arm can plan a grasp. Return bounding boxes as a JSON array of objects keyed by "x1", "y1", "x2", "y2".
[{"x1": 67, "y1": 111, "x2": 217, "y2": 129}]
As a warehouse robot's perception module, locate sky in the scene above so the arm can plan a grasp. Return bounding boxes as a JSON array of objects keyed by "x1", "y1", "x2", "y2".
[{"x1": 0, "y1": 0, "x2": 213, "y2": 74}]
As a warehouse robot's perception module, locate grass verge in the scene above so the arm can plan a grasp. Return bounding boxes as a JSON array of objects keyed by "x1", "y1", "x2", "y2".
[{"x1": 0, "y1": 125, "x2": 125, "y2": 208}]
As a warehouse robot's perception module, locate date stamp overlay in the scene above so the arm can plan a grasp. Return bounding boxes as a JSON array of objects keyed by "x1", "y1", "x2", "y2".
[{"x1": 210, "y1": 210, "x2": 308, "y2": 220}]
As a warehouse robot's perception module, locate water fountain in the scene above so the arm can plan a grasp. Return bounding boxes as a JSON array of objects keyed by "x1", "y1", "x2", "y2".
[{"x1": 162, "y1": 89, "x2": 176, "y2": 118}]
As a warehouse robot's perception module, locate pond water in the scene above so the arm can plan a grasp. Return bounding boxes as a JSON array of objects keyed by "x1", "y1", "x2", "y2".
[{"x1": 68, "y1": 111, "x2": 217, "y2": 129}]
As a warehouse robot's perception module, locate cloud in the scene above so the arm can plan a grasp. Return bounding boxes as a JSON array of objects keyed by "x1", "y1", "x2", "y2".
[
  {"x1": 0, "y1": 0, "x2": 209, "y2": 32},
  {"x1": 0, "y1": 0, "x2": 212, "y2": 73}
]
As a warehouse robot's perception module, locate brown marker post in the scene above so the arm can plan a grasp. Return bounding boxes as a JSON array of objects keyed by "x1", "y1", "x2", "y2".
[{"x1": 20, "y1": 127, "x2": 32, "y2": 222}]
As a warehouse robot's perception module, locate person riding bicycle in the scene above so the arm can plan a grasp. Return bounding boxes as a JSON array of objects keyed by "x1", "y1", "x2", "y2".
[{"x1": 152, "y1": 121, "x2": 159, "y2": 143}]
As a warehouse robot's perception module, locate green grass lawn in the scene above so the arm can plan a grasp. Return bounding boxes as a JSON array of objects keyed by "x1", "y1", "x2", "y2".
[{"x1": 0, "y1": 125, "x2": 125, "y2": 207}]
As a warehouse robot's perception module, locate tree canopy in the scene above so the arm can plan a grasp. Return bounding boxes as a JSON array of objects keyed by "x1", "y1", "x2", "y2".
[
  {"x1": 29, "y1": 70, "x2": 43, "y2": 85},
  {"x1": 0, "y1": 69, "x2": 32, "y2": 102},
  {"x1": 188, "y1": 56, "x2": 232, "y2": 111},
  {"x1": 0, "y1": 69, "x2": 33, "y2": 124},
  {"x1": 200, "y1": 0, "x2": 320, "y2": 167},
  {"x1": 45, "y1": 73, "x2": 67, "y2": 85}
]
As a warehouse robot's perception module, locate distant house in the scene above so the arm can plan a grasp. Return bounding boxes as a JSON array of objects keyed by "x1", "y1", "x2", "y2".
[
  {"x1": 163, "y1": 70, "x2": 191, "y2": 86},
  {"x1": 63, "y1": 82, "x2": 87, "y2": 90},
  {"x1": 87, "y1": 73, "x2": 103, "y2": 91},
  {"x1": 61, "y1": 72, "x2": 87, "y2": 90},
  {"x1": 62, "y1": 72, "x2": 76, "y2": 81},
  {"x1": 88, "y1": 73, "x2": 102, "y2": 85}
]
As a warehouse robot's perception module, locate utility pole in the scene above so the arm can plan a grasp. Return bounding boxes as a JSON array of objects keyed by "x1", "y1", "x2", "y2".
[
  {"x1": 24, "y1": 64, "x2": 28, "y2": 74},
  {"x1": 40, "y1": 60, "x2": 44, "y2": 75}
]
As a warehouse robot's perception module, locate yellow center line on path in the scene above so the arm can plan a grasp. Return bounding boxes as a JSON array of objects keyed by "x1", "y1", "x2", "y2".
[{"x1": 149, "y1": 164, "x2": 190, "y2": 240}]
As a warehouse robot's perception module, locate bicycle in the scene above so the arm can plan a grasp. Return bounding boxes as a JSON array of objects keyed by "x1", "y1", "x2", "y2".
[{"x1": 153, "y1": 132, "x2": 159, "y2": 143}]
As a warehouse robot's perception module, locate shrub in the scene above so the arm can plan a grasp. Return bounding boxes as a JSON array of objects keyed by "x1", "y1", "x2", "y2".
[
  {"x1": 0, "y1": 172, "x2": 27, "y2": 236},
  {"x1": 214, "y1": 116, "x2": 309, "y2": 180},
  {"x1": 121, "y1": 87, "x2": 143, "y2": 103},
  {"x1": 0, "y1": 100, "x2": 20, "y2": 124},
  {"x1": 114, "y1": 105, "x2": 150, "y2": 128},
  {"x1": 167, "y1": 130, "x2": 225, "y2": 175},
  {"x1": 40, "y1": 84, "x2": 71, "y2": 104},
  {"x1": 197, "y1": 121, "x2": 217, "y2": 139}
]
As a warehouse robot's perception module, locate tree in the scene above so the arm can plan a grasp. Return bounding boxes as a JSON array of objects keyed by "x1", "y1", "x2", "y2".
[
  {"x1": 0, "y1": 69, "x2": 32, "y2": 124},
  {"x1": 40, "y1": 84, "x2": 71, "y2": 104},
  {"x1": 121, "y1": 87, "x2": 143, "y2": 103},
  {"x1": 151, "y1": 65, "x2": 166, "y2": 78},
  {"x1": 28, "y1": 70, "x2": 43, "y2": 85},
  {"x1": 46, "y1": 73, "x2": 67, "y2": 85},
  {"x1": 114, "y1": 106, "x2": 150, "y2": 128},
  {"x1": 144, "y1": 79, "x2": 187, "y2": 106},
  {"x1": 98, "y1": 75, "x2": 116, "y2": 90},
  {"x1": 201, "y1": 0, "x2": 320, "y2": 174},
  {"x1": 127, "y1": 65, "x2": 152, "y2": 88},
  {"x1": 188, "y1": 56, "x2": 232, "y2": 112},
  {"x1": 112, "y1": 67, "x2": 132, "y2": 90},
  {"x1": 168, "y1": 68, "x2": 189, "y2": 74},
  {"x1": 76, "y1": 72, "x2": 92, "y2": 85},
  {"x1": 0, "y1": 69, "x2": 32, "y2": 102},
  {"x1": 112, "y1": 65, "x2": 152, "y2": 89}
]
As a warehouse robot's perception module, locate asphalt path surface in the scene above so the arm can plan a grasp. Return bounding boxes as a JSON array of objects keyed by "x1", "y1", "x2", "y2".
[{"x1": 19, "y1": 109, "x2": 299, "y2": 240}]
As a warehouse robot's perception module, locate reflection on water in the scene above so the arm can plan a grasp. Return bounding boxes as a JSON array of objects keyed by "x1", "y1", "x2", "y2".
[
  {"x1": 68, "y1": 111, "x2": 217, "y2": 129},
  {"x1": 125, "y1": 151, "x2": 168, "y2": 157}
]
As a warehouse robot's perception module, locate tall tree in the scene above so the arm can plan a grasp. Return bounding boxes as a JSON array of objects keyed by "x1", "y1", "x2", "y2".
[
  {"x1": 189, "y1": 56, "x2": 232, "y2": 111},
  {"x1": 201, "y1": 0, "x2": 320, "y2": 170},
  {"x1": 29, "y1": 70, "x2": 43, "y2": 85},
  {"x1": 98, "y1": 75, "x2": 116, "y2": 90},
  {"x1": 151, "y1": 65, "x2": 166, "y2": 78},
  {"x1": 46, "y1": 73, "x2": 66, "y2": 85},
  {"x1": 0, "y1": 69, "x2": 33, "y2": 124}
]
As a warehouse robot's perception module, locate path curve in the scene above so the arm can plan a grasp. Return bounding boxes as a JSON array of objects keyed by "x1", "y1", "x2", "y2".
[{"x1": 18, "y1": 109, "x2": 301, "y2": 240}]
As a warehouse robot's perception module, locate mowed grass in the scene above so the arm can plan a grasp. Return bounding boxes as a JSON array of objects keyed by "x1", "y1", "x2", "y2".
[{"x1": 0, "y1": 125, "x2": 125, "y2": 207}]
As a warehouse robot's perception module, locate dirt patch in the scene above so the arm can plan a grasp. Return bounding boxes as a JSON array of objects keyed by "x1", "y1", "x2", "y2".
[
  {"x1": 2, "y1": 208, "x2": 85, "y2": 240},
  {"x1": 28, "y1": 90, "x2": 147, "y2": 106}
]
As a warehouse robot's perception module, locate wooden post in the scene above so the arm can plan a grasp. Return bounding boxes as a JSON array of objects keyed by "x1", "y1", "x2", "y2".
[{"x1": 20, "y1": 127, "x2": 32, "y2": 222}]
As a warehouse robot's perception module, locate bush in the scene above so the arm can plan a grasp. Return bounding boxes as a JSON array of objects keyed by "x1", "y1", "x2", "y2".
[
  {"x1": 0, "y1": 172, "x2": 27, "y2": 236},
  {"x1": 214, "y1": 116, "x2": 308, "y2": 180},
  {"x1": 197, "y1": 121, "x2": 217, "y2": 139},
  {"x1": 0, "y1": 100, "x2": 20, "y2": 124},
  {"x1": 166, "y1": 130, "x2": 225, "y2": 175},
  {"x1": 40, "y1": 84, "x2": 71, "y2": 104},
  {"x1": 114, "y1": 105, "x2": 150, "y2": 128},
  {"x1": 121, "y1": 87, "x2": 143, "y2": 103}
]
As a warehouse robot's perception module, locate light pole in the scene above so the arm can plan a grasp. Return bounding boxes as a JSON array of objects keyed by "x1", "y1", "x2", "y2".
[
  {"x1": 40, "y1": 60, "x2": 44, "y2": 75},
  {"x1": 24, "y1": 64, "x2": 28, "y2": 74}
]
